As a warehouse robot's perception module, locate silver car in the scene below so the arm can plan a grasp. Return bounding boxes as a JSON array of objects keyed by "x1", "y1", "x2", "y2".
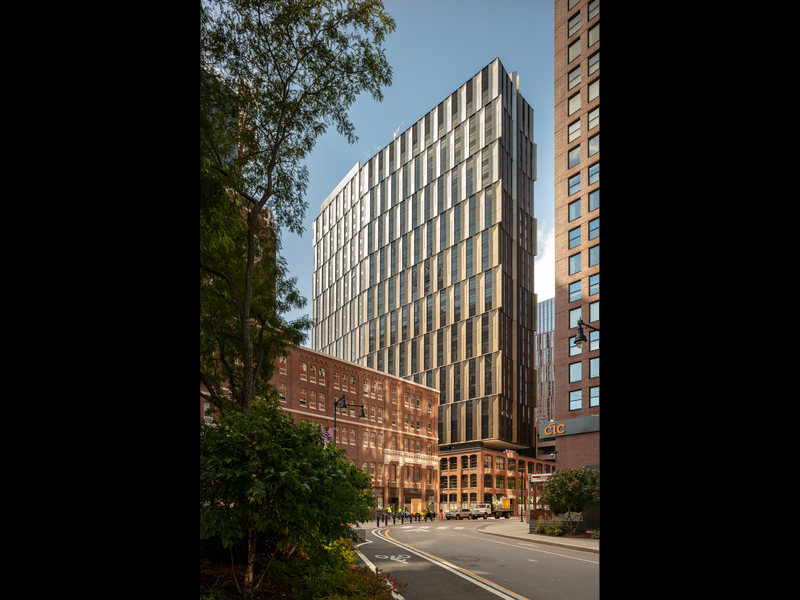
[{"x1": 445, "y1": 508, "x2": 472, "y2": 520}]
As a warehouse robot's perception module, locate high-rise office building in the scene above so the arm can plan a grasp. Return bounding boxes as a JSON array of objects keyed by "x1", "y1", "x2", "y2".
[
  {"x1": 312, "y1": 58, "x2": 551, "y2": 512},
  {"x1": 552, "y1": 0, "x2": 600, "y2": 470},
  {"x1": 534, "y1": 298, "x2": 555, "y2": 424}
]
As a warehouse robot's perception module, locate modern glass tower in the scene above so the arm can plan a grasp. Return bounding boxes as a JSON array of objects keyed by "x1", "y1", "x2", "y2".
[{"x1": 312, "y1": 58, "x2": 538, "y2": 457}]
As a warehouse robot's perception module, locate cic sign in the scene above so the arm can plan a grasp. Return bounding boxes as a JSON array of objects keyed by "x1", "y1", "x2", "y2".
[{"x1": 538, "y1": 415, "x2": 599, "y2": 438}]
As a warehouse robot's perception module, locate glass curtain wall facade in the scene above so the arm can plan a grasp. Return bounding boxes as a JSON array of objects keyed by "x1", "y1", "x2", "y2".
[{"x1": 312, "y1": 58, "x2": 538, "y2": 455}]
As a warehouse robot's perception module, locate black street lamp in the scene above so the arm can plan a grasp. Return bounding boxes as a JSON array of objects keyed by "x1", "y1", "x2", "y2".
[
  {"x1": 574, "y1": 319, "x2": 600, "y2": 349},
  {"x1": 332, "y1": 394, "x2": 366, "y2": 446}
]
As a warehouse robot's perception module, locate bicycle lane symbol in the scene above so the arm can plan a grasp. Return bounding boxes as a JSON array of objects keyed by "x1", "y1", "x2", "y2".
[{"x1": 374, "y1": 554, "x2": 411, "y2": 563}]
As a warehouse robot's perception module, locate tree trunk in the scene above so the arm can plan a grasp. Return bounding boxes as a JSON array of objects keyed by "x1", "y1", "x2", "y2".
[{"x1": 243, "y1": 530, "x2": 258, "y2": 596}]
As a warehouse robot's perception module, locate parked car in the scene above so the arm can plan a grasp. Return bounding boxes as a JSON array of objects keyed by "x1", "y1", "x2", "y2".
[{"x1": 445, "y1": 507, "x2": 472, "y2": 520}]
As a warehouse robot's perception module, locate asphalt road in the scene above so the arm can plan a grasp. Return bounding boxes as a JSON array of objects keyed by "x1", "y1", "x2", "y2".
[{"x1": 357, "y1": 521, "x2": 599, "y2": 600}]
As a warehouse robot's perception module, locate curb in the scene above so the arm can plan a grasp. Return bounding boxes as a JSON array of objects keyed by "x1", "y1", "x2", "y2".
[{"x1": 477, "y1": 529, "x2": 600, "y2": 554}]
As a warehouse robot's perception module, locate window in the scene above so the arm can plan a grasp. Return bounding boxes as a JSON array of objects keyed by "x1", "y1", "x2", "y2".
[
  {"x1": 589, "y1": 245, "x2": 600, "y2": 267},
  {"x1": 589, "y1": 189, "x2": 600, "y2": 211},
  {"x1": 568, "y1": 146, "x2": 580, "y2": 169},
  {"x1": 570, "y1": 335, "x2": 581, "y2": 355},
  {"x1": 589, "y1": 163, "x2": 600, "y2": 185},
  {"x1": 582, "y1": 217, "x2": 597, "y2": 242},
  {"x1": 333, "y1": 372, "x2": 340, "y2": 389},
  {"x1": 300, "y1": 388, "x2": 307, "y2": 406},
  {"x1": 588, "y1": 134, "x2": 599, "y2": 157},
  {"x1": 309, "y1": 365, "x2": 316, "y2": 383},
  {"x1": 279, "y1": 356, "x2": 286, "y2": 374},
  {"x1": 590, "y1": 301, "x2": 599, "y2": 323},
  {"x1": 300, "y1": 362, "x2": 307, "y2": 380},
  {"x1": 569, "y1": 253, "x2": 581, "y2": 275},
  {"x1": 568, "y1": 119, "x2": 581, "y2": 143},
  {"x1": 569, "y1": 307, "x2": 582, "y2": 328},
  {"x1": 588, "y1": 78, "x2": 600, "y2": 102},
  {"x1": 568, "y1": 12, "x2": 580, "y2": 36},
  {"x1": 569, "y1": 280, "x2": 581, "y2": 302},
  {"x1": 279, "y1": 383, "x2": 286, "y2": 402},
  {"x1": 569, "y1": 226, "x2": 581, "y2": 249},
  {"x1": 589, "y1": 273, "x2": 600, "y2": 295},
  {"x1": 570, "y1": 362, "x2": 582, "y2": 382},
  {"x1": 569, "y1": 174, "x2": 581, "y2": 195},
  {"x1": 310, "y1": 390, "x2": 316, "y2": 409},
  {"x1": 568, "y1": 66, "x2": 581, "y2": 90},
  {"x1": 590, "y1": 386, "x2": 600, "y2": 407},
  {"x1": 319, "y1": 367, "x2": 326, "y2": 385},
  {"x1": 589, "y1": 0, "x2": 599, "y2": 20},
  {"x1": 588, "y1": 23, "x2": 600, "y2": 47},
  {"x1": 319, "y1": 393, "x2": 325, "y2": 410},
  {"x1": 590, "y1": 357, "x2": 600, "y2": 378},
  {"x1": 568, "y1": 93, "x2": 581, "y2": 116},
  {"x1": 588, "y1": 107, "x2": 599, "y2": 130},
  {"x1": 568, "y1": 39, "x2": 580, "y2": 63},
  {"x1": 568, "y1": 199, "x2": 581, "y2": 221},
  {"x1": 570, "y1": 389, "x2": 582, "y2": 410},
  {"x1": 588, "y1": 51, "x2": 600, "y2": 76}
]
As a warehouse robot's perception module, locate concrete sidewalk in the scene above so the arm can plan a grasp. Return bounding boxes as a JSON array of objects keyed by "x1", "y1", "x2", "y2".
[{"x1": 355, "y1": 516, "x2": 599, "y2": 554}]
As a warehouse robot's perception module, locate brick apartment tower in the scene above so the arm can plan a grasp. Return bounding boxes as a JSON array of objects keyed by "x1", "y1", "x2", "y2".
[
  {"x1": 311, "y1": 58, "x2": 552, "y2": 513},
  {"x1": 552, "y1": 0, "x2": 600, "y2": 471}
]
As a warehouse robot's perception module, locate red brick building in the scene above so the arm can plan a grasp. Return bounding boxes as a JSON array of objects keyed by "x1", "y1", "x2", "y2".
[
  {"x1": 271, "y1": 346, "x2": 439, "y2": 514},
  {"x1": 201, "y1": 346, "x2": 556, "y2": 514},
  {"x1": 552, "y1": 0, "x2": 600, "y2": 471}
]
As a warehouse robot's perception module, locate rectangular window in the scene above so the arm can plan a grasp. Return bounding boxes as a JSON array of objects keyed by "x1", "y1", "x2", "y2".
[
  {"x1": 589, "y1": 134, "x2": 599, "y2": 157},
  {"x1": 589, "y1": 218, "x2": 600, "y2": 240},
  {"x1": 589, "y1": 273, "x2": 600, "y2": 295},
  {"x1": 568, "y1": 93, "x2": 581, "y2": 116},
  {"x1": 590, "y1": 386, "x2": 600, "y2": 407},
  {"x1": 569, "y1": 174, "x2": 581, "y2": 196},
  {"x1": 568, "y1": 146, "x2": 580, "y2": 169},
  {"x1": 569, "y1": 226, "x2": 581, "y2": 249},
  {"x1": 590, "y1": 357, "x2": 600, "y2": 378},
  {"x1": 589, "y1": 163, "x2": 600, "y2": 185},
  {"x1": 588, "y1": 23, "x2": 600, "y2": 47},
  {"x1": 569, "y1": 389, "x2": 582, "y2": 410},
  {"x1": 568, "y1": 119, "x2": 581, "y2": 143},
  {"x1": 569, "y1": 280, "x2": 581, "y2": 302},
  {"x1": 588, "y1": 106, "x2": 599, "y2": 130},
  {"x1": 569, "y1": 253, "x2": 581, "y2": 275},
  {"x1": 589, "y1": 245, "x2": 600, "y2": 267},
  {"x1": 568, "y1": 39, "x2": 580, "y2": 63},
  {"x1": 588, "y1": 78, "x2": 600, "y2": 102},
  {"x1": 589, "y1": 189, "x2": 600, "y2": 211},
  {"x1": 568, "y1": 13, "x2": 580, "y2": 36},
  {"x1": 568, "y1": 66, "x2": 580, "y2": 90},
  {"x1": 588, "y1": 51, "x2": 600, "y2": 75},
  {"x1": 568, "y1": 199, "x2": 581, "y2": 221},
  {"x1": 569, "y1": 362, "x2": 582, "y2": 382}
]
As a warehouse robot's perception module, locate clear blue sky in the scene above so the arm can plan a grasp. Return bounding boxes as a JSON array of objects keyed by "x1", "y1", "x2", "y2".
[{"x1": 281, "y1": 0, "x2": 556, "y2": 326}]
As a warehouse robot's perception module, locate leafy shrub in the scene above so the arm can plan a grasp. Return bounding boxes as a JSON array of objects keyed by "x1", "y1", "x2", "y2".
[
  {"x1": 590, "y1": 529, "x2": 600, "y2": 539},
  {"x1": 545, "y1": 524, "x2": 564, "y2": 536}
]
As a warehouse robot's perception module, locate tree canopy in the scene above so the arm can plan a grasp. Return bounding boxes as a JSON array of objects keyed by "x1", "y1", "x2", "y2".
[
  {"x1": 539, "y1": 467, "x2": 600, "y2": 534},
  {"x1": 200, "y1": 0, "x2": 395, "y2": 416}
]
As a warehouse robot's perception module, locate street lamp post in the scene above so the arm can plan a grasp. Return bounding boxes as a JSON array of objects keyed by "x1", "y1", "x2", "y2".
[
  {"x1": 333, "y1": 394, "x2": 366, "y2": 446},
  {"x1": 574, "y1": 319, "x2": 599, "y2": 348}
]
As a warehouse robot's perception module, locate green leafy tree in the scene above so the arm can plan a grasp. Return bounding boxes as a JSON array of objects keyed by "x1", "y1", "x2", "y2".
[
  {"x1": 200, "y1": 401, "x2": 375, "y2": 597},
  {"x1": 538, "y1": 467, "x2": 600, "y2": 534},
  {"x1": 200, "y1": 0, "x2": 395, "y2": 416}
]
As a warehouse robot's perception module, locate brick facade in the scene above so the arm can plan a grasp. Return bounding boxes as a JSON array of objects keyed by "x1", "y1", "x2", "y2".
[
  {"x1": 272, "y1": 346, "x2": 439, "y2": 514},
  {"x1": 553, "y1": 0, "x2": 600, "y2": 472}
]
